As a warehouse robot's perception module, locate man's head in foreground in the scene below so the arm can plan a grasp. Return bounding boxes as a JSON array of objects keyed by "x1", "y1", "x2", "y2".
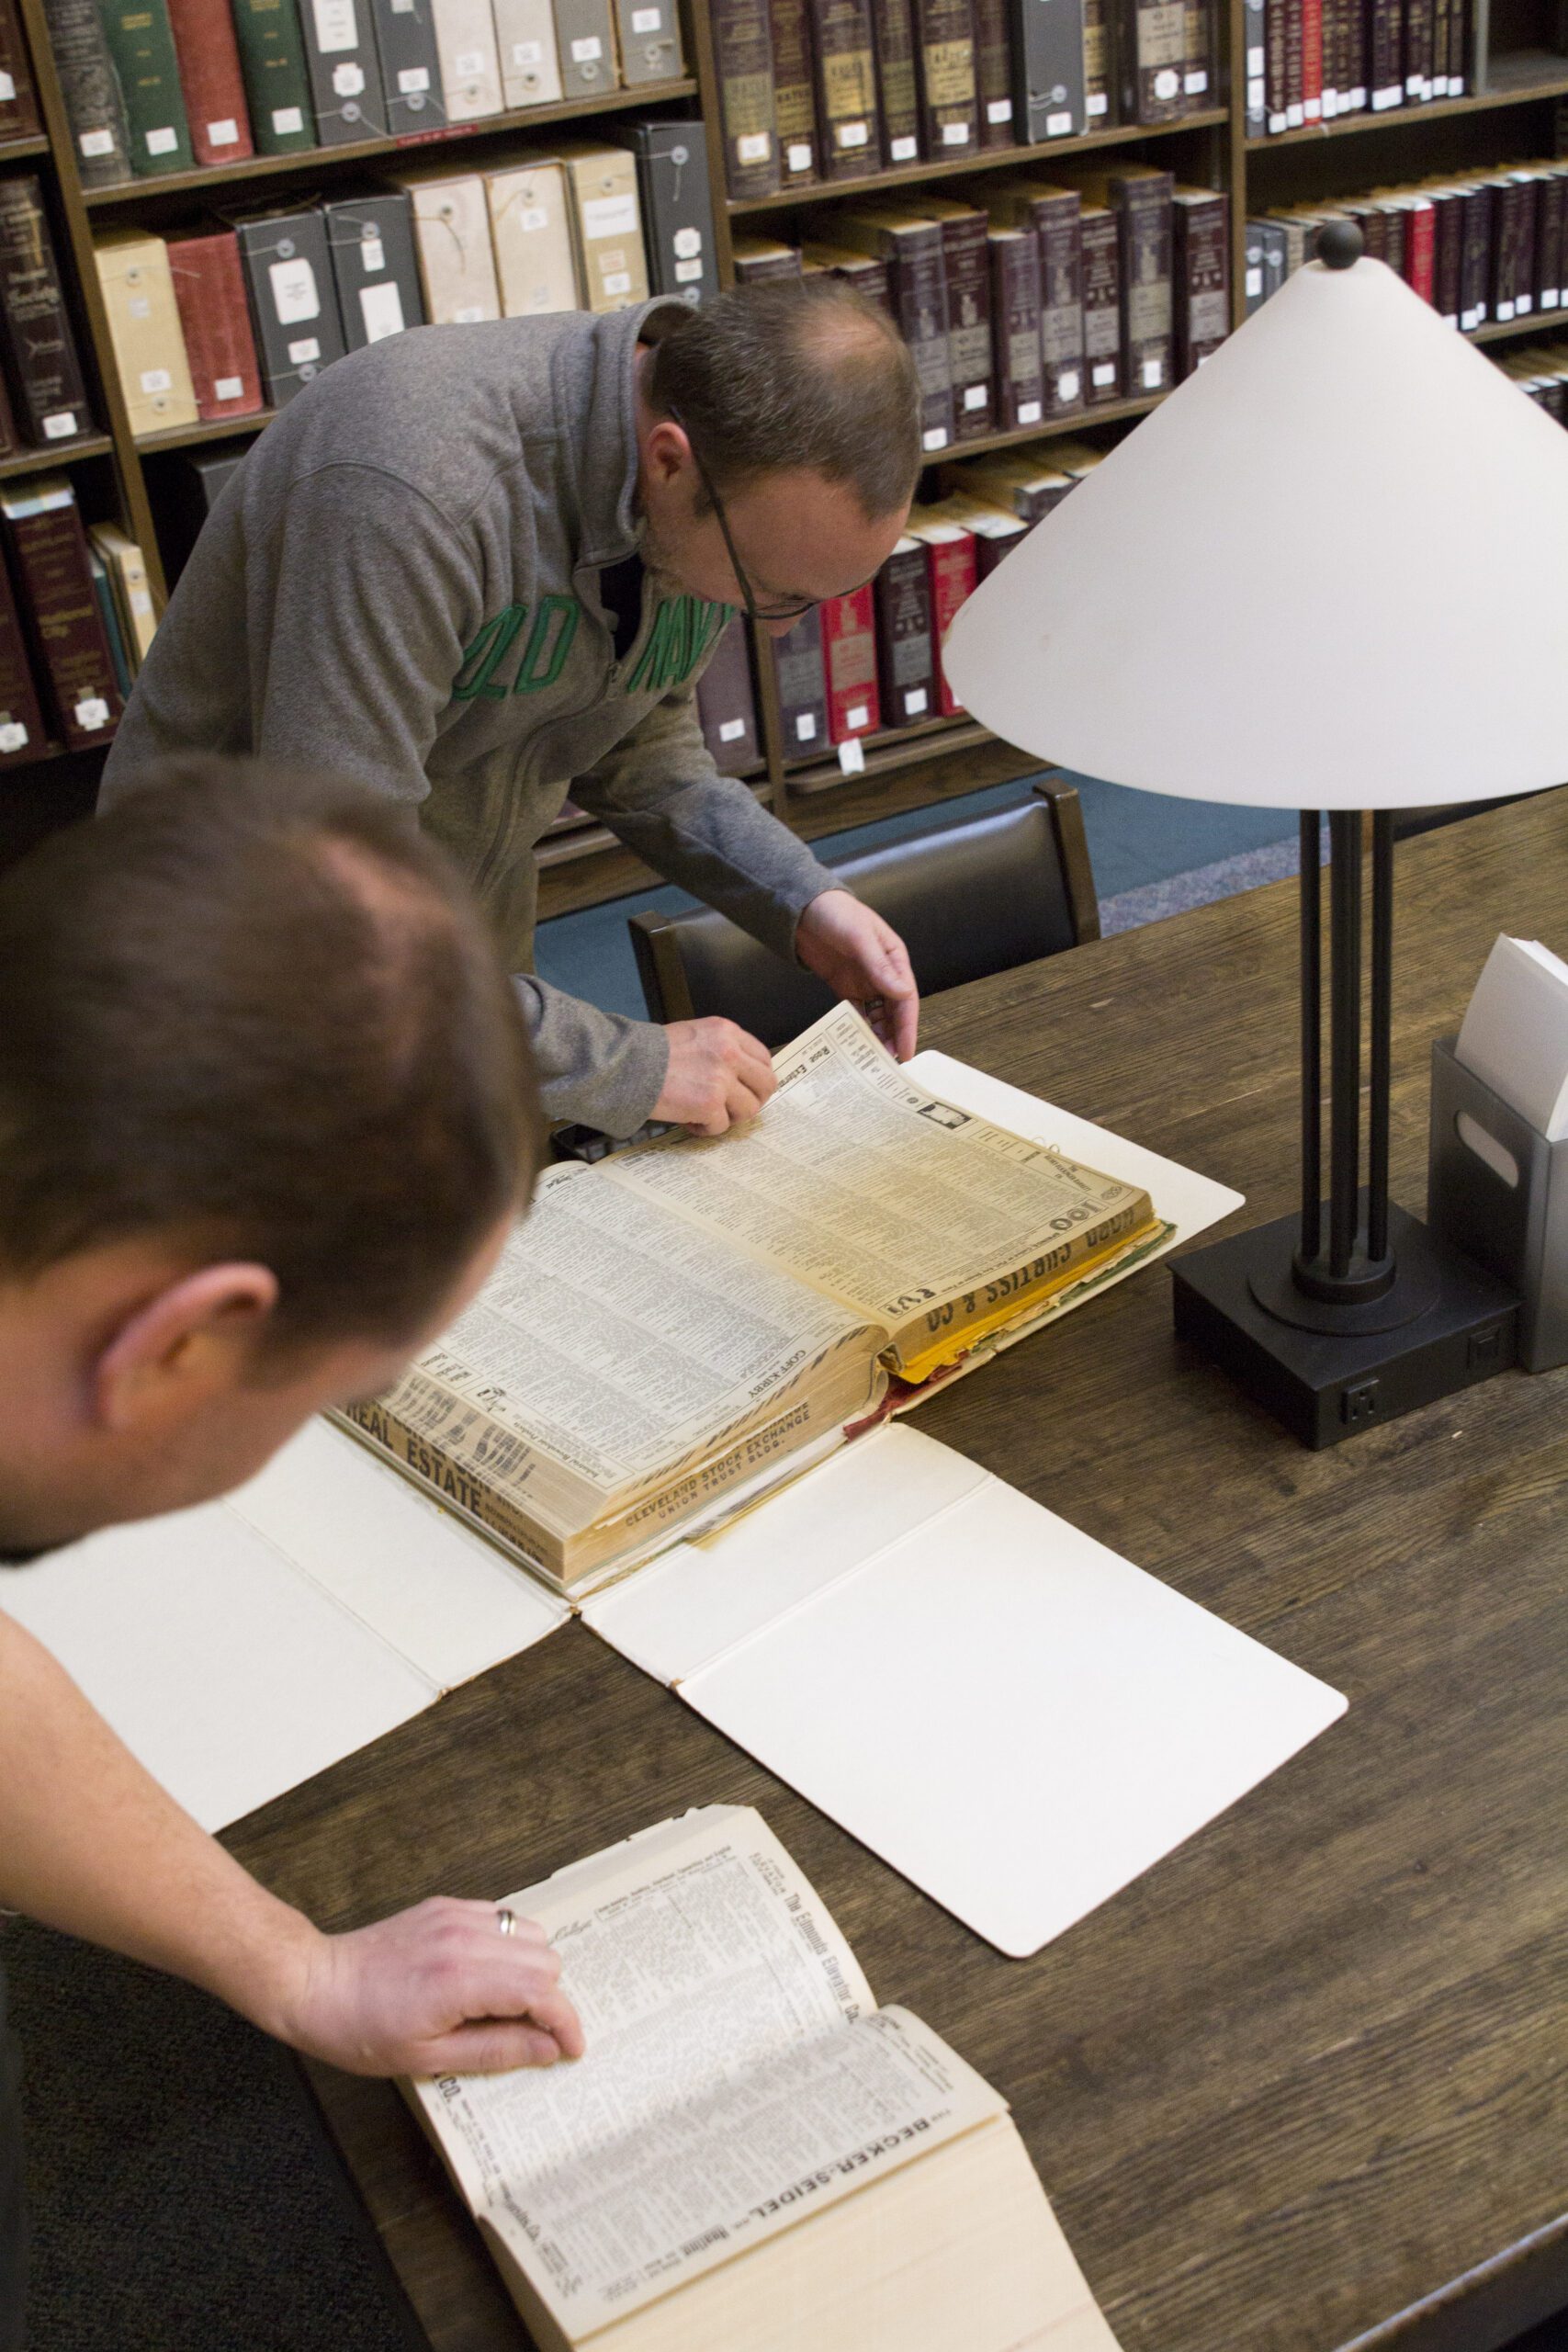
[{"x1": 0, "y1": 763, "x2": 542, "y2": 1555}]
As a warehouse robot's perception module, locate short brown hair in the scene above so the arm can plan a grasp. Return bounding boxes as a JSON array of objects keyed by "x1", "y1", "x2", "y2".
[
  {"x1": 646, "y1": 277, "x2": 921, "y2": 518},
  {"x1": 0, "y1": 761, "x2": 541, "y2": 1352}
]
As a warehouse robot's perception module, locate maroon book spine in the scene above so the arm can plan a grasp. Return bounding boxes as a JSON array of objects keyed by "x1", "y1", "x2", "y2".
[
  {"x1": 2, "y1": 485, "x2": 121, "y2": 749},
  {"x1": 1080, "y1": 205, "x2": 1122, "y2": 402},
  {"x1": 1036, "y1": 187, "x2": 1086, "y2": 417},
  {"x1": 164, "y1": 0, "x2": 254, "y2": 167},
  {"x1": 773, "y1": 606, "x2": 829, "y2": 758},
  {"x1": 1369, "y1": 0, "x2": 1400, "y2": 105},
  {"x1": 869, "y1": 0, "x2": 921, "y2": 162},
  {"x1": 911, "y1": 0, "x2": 978, "y2": 156},
  {"x1": 988, "y1": 227, "x2": 1043, "y2": 430},
  {"x1": 808, "y1": 0, "x2": 883, "y2": 177},
  {"x1": 769, "y1": 0, "x2": 821, "y2": 185},
  {"x1": 168, "y1": 232, "x2": 265, "y2": 423},
  {"x1": 0, "y1": 0, "x2": 40, "y2": 139},
  {"x1": 1536, "y1": 173, "x2": 1565, "y2": 312},
  {"x1": 972, "y1": 0, "x2": 1015, "y2": 146},
  {"x1": 1265, "y1": 0, "x2": 1288, "y2": 122},
  {"x1": 0, "y1": 178, "x2": 91, "y2": 450},
  {"x1": 1172, "y1": 187, "x2": 1229, "y2": 377},
  {"x1": 935, "y1": 207, "x2": 993, "y2": 436},
  {"x1": 0, "y1": 542, "x2": 46, "y2": 763},
  {"x1": 1432, "y1": 188, "x2": 1463, "y2": 322},
  {"x1": 694, "y1": 615, "x2": 761, "y2": 771},
  {"x1": 712, "y1": 0, "x2": 783, "y2": 200},
  {"x1": 874, "y1": 538, "x2": 936, "y2": 727}
]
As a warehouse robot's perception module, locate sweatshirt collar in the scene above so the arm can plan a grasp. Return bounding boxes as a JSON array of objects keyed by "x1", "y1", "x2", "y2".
[{"x1": 570, "y1": 300, "x2": 690, "y2": 573}]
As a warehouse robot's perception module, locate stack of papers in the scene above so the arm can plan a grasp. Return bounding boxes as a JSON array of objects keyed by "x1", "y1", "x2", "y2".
[{"x1": 1457, "y1": 935, "x2": 1568, "y2": 1141}]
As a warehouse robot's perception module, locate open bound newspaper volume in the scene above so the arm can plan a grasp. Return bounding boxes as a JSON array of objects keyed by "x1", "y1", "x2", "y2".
[
  {"x1": 341, "y1": 1002, "x2": 1169, "y2": 1593},
  {"x1": 403, "y1": 1805, "x2": 1122, "y2": 2352}
]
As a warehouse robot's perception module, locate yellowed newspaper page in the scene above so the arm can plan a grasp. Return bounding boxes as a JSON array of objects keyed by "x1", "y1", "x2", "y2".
[
  {"x1": 408, "y1": 1810, "x2": 1002, "y2": 2340},
  {"x1": 605, "y1": 1004, "x2": 1156, "y2": 1367}
]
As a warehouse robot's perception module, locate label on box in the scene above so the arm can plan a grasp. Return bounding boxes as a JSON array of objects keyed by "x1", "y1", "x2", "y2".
[
  {"x1": 361, "y1": 281, "x2": 405, "y2": 340},
  {"x1": 1056, "y1": 369, "x2": 1080, "y2": 401},
  {"x1": 674, "y1": 257, "x2": 703, "y2": 282},
  {"x1": 1544, "y1": 288, "x2": 1560, "y2": 309},
  {"x1": 603, "y1": 269, "x2": 632, "y2": 294},
  {"x1": 1142, "y1": 358, "x2": 1163, "y2": 388},
  {"x1": 0, "y1": 74, "x2": 14, "y2": 100},
  {"x1": 42, "y1": 412, "x2": 77, "y2": 438},
  {"x1": 1185, "y1": 66, "x2": 1207, "y2": 91},
  {"x1": 838, "y1": 736, "x2": 865, "y2": 775},
  {"x1": 1091, "y1": 362, "x2": 1116, "y2": 385},
  {"x1": 1246, "y1": 266, "x2": 1263, "y2": 297},
  {"x1": 74, "y1": 696, "x2": 110, "y2": 730},
  {"x1": 1518, "y1": 294, "x2": 1533, "y2": 314},
  {"x1": 737, "y1": 130, "x2": 770, "y2": 161},
  {"x1": 80, "y1": 128, "x2": 115, "y2": 156},
  {"x1": 838, "y1": 119, "x2": 869, "y2": 146},
  {"x1": 1247, "y1": 75, "x2": 1265, "y2": 105},
  {"x1": 1086, "y1": 91, "x2": 1108, "y2": 114},
  {"x1": 717, "y1": 717, "x2": 745, "y2": 741},
  {"x1": 1497, "y1": 299, "x2": 1514, "y2": 321},
  {"x1": 1018, "y1": 399, "x2": 1042, "y2": 422},
  {"x1": 333, "y1": 61, "x2": 365, "y2": 92},
  {"x1": 922, "y1": 425, "x2": 948, "y2": 449},
  {"x1": 140, "y1": 368, "x2": 172, "y2": 393},
  {"x1": 454, "y1": 303, "x2": 487, "y2": 322},
  {"x1": 314, "y1": 0, "x2": 356, "y2": 51},
  {"x1": 0, "y1": 722, "x2": 28, "y2": 752},
  {"x1": 942, "y1": 120, "x2": 970, "y2": 143},
  {"x1": 214, "y1": 374, "x2": 244, "y2": 400},
  {"x1": 1247, "y1": 42, "x2": 1264, "y2": 69},
  {"x1": 1046, "y1": 107, "x2": 1073, "y2": 133},
  {"x1": 584, "y1": 192, "x2": 637, "y2": 238},
  {"x1": 1286, "y1": 99, "x2": 1303, "y2": 122},
  {"x1": 964, "y1": 385, "x2": 987, "y2": 409},
  {"x1": 273, "y1": 106, "x2": 305, "y2": 133},
  {"x1": 513, "y1": 38, "x2": 544, "y2": 61},
  {"x1": 570, "y1": 34, "x2": 602, "y2": 59},
  {"x1": 905, "y1": 686, "x2": 929, "y2": 714},
  {"x1": 673, "y1": 226, "x2": 702, "y2": 257},
  {"x1": 633, "y1": 6, "x2": 661, "y2": 26},
  {"x1": 398, "y1": 65, "x2": 430, "y2": 90},
  {"x1": 146, "y1": 125, "x2": 178, "y2": 154},
  {"x1": 889, "y1": 133, "x2": 917, "y2": 158},
  {"x1": 128, "y1": 295, "x2": 151, "y2": 318},
  {"x1": 846, "y1": 701, "x2": 870, "y2": 729},
  {"x1": 1154, "y1": 67, "x2": 1179, "y2": 96},
  {"x1": 454, "y1": 48, "x2": 485, "y2": 72},
  {"x1": 987, "y1": 96, "x2": 1012, "y2": 120},
  {"x1": 358, "y1": 234, "x2": 383, "y2": 270},
  {"x1": 271, "y1": 258, "x2": 321, "y2": 323},
  {"x1": 520, "y1": 204, "x2": 548, "y2": 231},
  {"x1": 209, "y1": 116, "x2": 241, "y2": 143},
  {"x1": 787, "y1": 140, "x2": 812, "y2": 170},
  {"x1": 1371, "y1": 84, "x2": 1399, "y2": 107},
  {"x1": 288, "y1": 334, "x2": 322, "y2": 362}
]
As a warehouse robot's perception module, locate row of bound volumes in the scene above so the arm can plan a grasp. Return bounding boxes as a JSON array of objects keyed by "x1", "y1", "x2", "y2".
[
  {"x1": 736, "y1": 169, "x2": 1228, "y2": 449},
  {"x1": 0, "y1": 0, "x2": 39, "y2": 140},
  {"x1": 0, "y1": 176, "x2": 97, "y2": 456},
  {"x1": 1496, "y1": 336, "x2": 1568, "y2": 418},
  {"x1": 1242, "y1": 0, "x2": 1468, "y2": 135},
  {"x1": 43, "y1": 0, "x2": 685, "y2": 189},
  {"x1": 94, "y1": 124, "x2": 716, "y2": 435},
  {"x1": 714, "y1": 0, "x2": 1216, "y2": 202},
  {"x1": 1246, "y1": 159, "x2": 1568, "y2": 332},
  {"x1": 0, "y1": 475, "x2": 156, "y2": 763}
]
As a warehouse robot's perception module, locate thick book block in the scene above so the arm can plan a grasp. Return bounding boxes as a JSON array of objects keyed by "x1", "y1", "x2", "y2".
[
  {"x1": 613, "y1": 0, "x2": 683, "y2": 85},
  {"x1": 710, "y1": 0, "x2": 779, "y2": 199},
  {"x1": 491, "y1": 0, "x2": 564, "y2": 105},
  {"x1": 552, "y1": 0, "x2": 621, "y2": 99},
  {"x1": 231, "y1": 0, "x2": 318, "y2": 151},
  {"x1": 429, "y1": 0, "x2": 503, "y2": 117},
  {"x1": 808, "y1": 0, "x2": 882, "y2": 176},
  {"x1": 1080, "y1": 203, "x2": 1122, "y2": 399},
  {"x1": 941, "y1": 447, "x2": 1073, "y2": 520},
  {"x1": 299, "y1": 0, "x2": 389, "y2": 142},
  {"x1": 368, "y1": 0, "x2": 448, "y2": 133},
  {"x1": 983, "y1": 182, "x2": 1082, "y2": 416},
  {"x1": 869, "y1": 0, "x2": 920, "y2": 164},
  {"x1": 820, "y1": 582, "x2": 880, "y2": 741},
  {"x1": 912, "y1": 0, "x2": 978, "y2": 156},
  {"x1": 98, "y1": 0, "x2": 194, "y2": 175},
  {"x1": 911, "y1": 197, "x2": 992, "y2": 435},
  {"x1": 972, "y1": 0, "x2": 1013, "y2": 143},
  {"x1": 801, "y1": 239, "x2": 891, "y2": 311},
  {"x1": 0, "y1": 1, "x2": 40, "y2": 140},
  {"x1": 1115, "y1": 0, "x2": 1186, "y2": 120},
  {"x1": 622, "y1": 119, "x2": 719, "y2": 308},
  {"x1": 874, "y1": 535, "x2": 936, "y2": 726},
  {"x1": 1183, "y1": 0, "x2": 1214, "y2": 105},
  {"x1": 323, "y1": 190, "x2": 423, "y2": 349},
  {"x1": 828, "y1": 209, "x2": 953, "y2": 452},
  {"x1": 769, "y1": 0, "x2": 820, "y2": 182},
  {"x1": 731, "y1": 234, "x2": 802, "y2": 280},
  {"x1": 773, "y1": 605, "x2": 829, "y2": 757},
  {"x1": 168, "y1": 232, "x2": 264, "y2": 422},
  {"x1": 1171, "y1": 185, "x2": 1228, "y2": 377},
  {"x1": 1082, "y1": 0, "x2": 1110, "y2": 121},
  {"x1": 987, "y1": 226, "x2": 1043, "y2": 429},
  {"x1": 44, "y1": 0, "x2": 131, "y2": 185},
  {"x1": 232, "y1": 205, "x2": 349, "y2": 406},
  {"x1": 487, "y1": 159, "x2": 581, "y2": 315},
  {"x1": 0, "y1": 476, "x2": 120, "y2": 749},
  {"x1": 94, "y1": 229, "x2": 198, "y2": 438},
  {"x1": 165, "y1": 0, "x2": 254, "y2": 166},
  {"x1": 1055, "y1": 162, "x2": 1173, "y2": 393},
  {"x1": 556, "y1": 141, "x2": 649, "y2": 311},
  {"x1": 906, "y1": 511, "x2": 974, "y2": 713},
  {"x1": 396, "y1": 168, "x2": 502, "y2": 322},
  {"x1": 0, "y1": 178, "x2": 92, "y2": 449},
  {"x1": 941, "y1": 490, "x2": 1027, "y2": 573},
  {"x1": 694, "y1": 614, "x2": 760, "y2": 769},
  {"x1": 1534, "y1": 168, "x2": 1565, "y2": 315},
  {"x1": 0, "y1": 545, "x2": 47, "y2": 764}
]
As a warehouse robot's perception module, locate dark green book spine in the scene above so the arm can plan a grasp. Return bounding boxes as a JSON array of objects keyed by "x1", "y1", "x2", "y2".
[
  {"x1": 230, "y1": 0, "x2": 316, "y2": 153},
  {"x1": 96, "y1": 0, "x2": 194, "y2": 175}
]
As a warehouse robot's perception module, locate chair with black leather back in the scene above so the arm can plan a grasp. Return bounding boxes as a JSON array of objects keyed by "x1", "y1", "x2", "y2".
[{"x1": 628, "y1": 778, "x2": 1100, "y2": 1049}]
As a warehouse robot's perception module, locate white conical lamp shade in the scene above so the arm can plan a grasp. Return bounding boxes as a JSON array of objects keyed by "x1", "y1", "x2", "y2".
[{"x1": 943, "y1": 255, "x2": 1568, "y2": 808}]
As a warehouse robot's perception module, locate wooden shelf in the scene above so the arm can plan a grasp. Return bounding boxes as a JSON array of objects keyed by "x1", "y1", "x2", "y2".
[
  {"x1": 82, "y1": 78, "x2": 699, "y2": 211},
  {"x1": 0, "y1": 133, "x2": 48, "y2": 163},
  {"x1": 784, "y1": 714, "x2": 992, "y2": 795},
  {"x1": 934, "y1": 388, "x2": 1165, "y2": 465},
  {"x1": 1247, "y1": 54, "x2": 1568, "y2": 147},
  {"x1": 730, "y1": 108, "x2": 1229, "y2": 217},
  {"x1": 1471, "y1": 309, "x2": 1568, "y2": 342},
  {"x1": 0, "y1": 432, "x2": 113, "y2": 477},
  {"x1": 136, "y1": 410, "x2": 275, "y2": 456}
]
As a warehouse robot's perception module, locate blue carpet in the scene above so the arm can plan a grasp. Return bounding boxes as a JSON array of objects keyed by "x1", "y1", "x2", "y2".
[{"x1": 535, "y1": 770, "x2": 1301, "y2": 1023}]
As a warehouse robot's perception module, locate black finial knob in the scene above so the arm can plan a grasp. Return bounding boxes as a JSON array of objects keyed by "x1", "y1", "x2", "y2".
[{"x1": 1315, "y1": 219, "x2": 1364, "y2": 270}]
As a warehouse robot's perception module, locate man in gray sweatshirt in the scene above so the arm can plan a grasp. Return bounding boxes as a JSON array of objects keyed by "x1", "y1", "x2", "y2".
[{"x1": 101, "y1": 279, "x2": 925, "y2": 1139}]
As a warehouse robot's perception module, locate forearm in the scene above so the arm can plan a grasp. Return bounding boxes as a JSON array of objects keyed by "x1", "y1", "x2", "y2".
[
  {"x1": 514, "y1": 973, "x2": 671, "y2": 1136},
  {"x1": 0, "y1": 1610, "x2": 317, "y2": 2041}
]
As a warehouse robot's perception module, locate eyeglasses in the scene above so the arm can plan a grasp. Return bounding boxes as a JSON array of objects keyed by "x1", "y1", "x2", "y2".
[{"x1": 667, "y1": 404, "x2": 818, "y2": 628}]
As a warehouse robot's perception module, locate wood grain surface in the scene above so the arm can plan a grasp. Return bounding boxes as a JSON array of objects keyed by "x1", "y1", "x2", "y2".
[{"x1": 227, "y1": 794, "x2": 1568, "y2": 2352}]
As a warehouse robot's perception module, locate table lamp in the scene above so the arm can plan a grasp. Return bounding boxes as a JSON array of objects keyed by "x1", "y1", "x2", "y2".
[{"x1": 944, "y1": 224, "x2": 1568, "y2": 1447}]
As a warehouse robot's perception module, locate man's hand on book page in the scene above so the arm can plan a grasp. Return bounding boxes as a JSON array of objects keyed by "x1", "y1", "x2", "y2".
[
  {"x1": 653, "y1": 1016, "x2": 778, "y2": 1136},
  {"x1": 285, "y1": 1897, "x2": 586, "y2": 2076},
  {"x1": 795, "y1": 890, "x2": 919, "y2": 1060}
]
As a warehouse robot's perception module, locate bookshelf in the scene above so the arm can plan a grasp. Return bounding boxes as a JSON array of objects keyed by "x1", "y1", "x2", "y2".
[{"x1": 0, "y1": 0, "x2": 1563, "y2": 917}]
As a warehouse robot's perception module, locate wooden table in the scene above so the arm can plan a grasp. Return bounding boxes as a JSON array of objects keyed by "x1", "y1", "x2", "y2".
[{"x1": 228, "y1": 794, "x2": 1568, "y2": 2352}]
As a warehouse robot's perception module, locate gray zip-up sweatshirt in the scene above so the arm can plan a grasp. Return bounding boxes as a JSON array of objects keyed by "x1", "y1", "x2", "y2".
[{"x1": 99, "y1": 301, "x2": 840, "y2": 1135}]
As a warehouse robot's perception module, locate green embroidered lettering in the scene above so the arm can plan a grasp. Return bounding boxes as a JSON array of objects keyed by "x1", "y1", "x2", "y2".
[
  {"x1": 512, "y1": 594, "x2": 580, "y2": 694},
  {"x1": 453, "y1": 605, "x2": 528, "y2": 700},
  {"x1": 626, "y1": 597, "x2": 685, "y2": 694}
]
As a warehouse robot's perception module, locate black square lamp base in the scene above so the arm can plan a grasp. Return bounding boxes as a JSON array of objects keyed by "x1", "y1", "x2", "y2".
[{"x1": 1170, "y1": 1201, "x2": 1520, "y2": 1449}]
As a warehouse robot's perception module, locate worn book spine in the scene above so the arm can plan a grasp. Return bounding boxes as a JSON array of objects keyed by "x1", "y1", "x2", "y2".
[
  {"x1": 874, "y1": 537, "x2": 935, "y2": 726},
  {"x1": 1494, "y1": 179, "x2": 1529, "y2": 323},
  {"x1": 1079, "y1": 0, "x2": 1109, "y2": 122},
  {"x1": 1321, "y1": 0, "x2": 1342, "y2": 110},
  {"x1": 552, "y1": 0, "x2": 620, "y2": 97},
  {"x1": 1429, "y1": 188, "x2": 1461, "y2": 322},
  {"x1": 1282, "y1": 0, "x2": 1303, "y2": 120},
  {"x1": 773, "y1": 605, "x2": 829, "y2": 757},
  {"x1": 694, "y1": 614, "x2": 761, "y2": 769},
  {"x1": 167, "y1": 232, "x2": 264, "y2": 421},
  {"x1": 1111, "y1": 169, "x2": 1173, "y2": 392},
  {"x1": 1446, "y1": 0, "x2": 1463, "y2": 90},
  {"x1": 1536, "y1": 173, "x2": 1564, "y2": 313},
  {"x1": 164, "y1": 0, "x2": 254, "y2": 166},
  {"x1": 711, "y1": 0, "x2": 780, "y2": 198},
  {"x1": 886, "y1": 220, "x2": 953, "y2": 449},
  {"x1": 1512, "y1": 175, "x2": 1537, "y2": 319},
  {"x1": 987, "y1": 226, "x2": 1043, "y2": 428},
  {"x1": 324, "y1": 189, "x2": 423, "y2": 347},
  {"x1": 0, "y1": 0, "x2": 39, "y2": 138},
  {"x1": 821, "y1": 582, "x2": 880, "y2": 741},
  {"x1": 805, "y1": 241, "x2": 891, "y2": 308},
  {"x1": 231, "y1": 0, "x2": 317, "y2": 152},
  {"x1": 368, "y1": 0, "x2": 447, "y2": 134},
  {"x1": 1079, "y1": 203, "x2": 1122, "y2": 399},
  {"x1": 768, "y1": 0, "x2": 819, "y2": 181},
  {"x1": 1403, "y1": 0, "x2": 1433, "y2": 97},
  {"x1": 1172, "y1": 187, "x2": 1227, "y2": 376},
  {"x1": 0, "y1": 363, "x2": 15, "y2": 457},
  {"x1": 0, "y1": 481, "x2": 120, "y2": 748},
  {"x1": 1430, "y1": 0, "x2": 1450, "y2": 88},
  {"x1": 490, "y1": 0, "x2": 563, "y2": 104},
  {"x1": 95, "y1": 231, "x2": 198, "y2": 435},
  {"x1": 0, "y1": 179, "x2": 90, "y2": 447},
  {"x1": 626, "y1": 121, "x2": 718, "y2": 307},
  {"x1": 1299, "y1": 0, "x2": 1321, "y2": 118},
  {"x1": 912, "y1": 0, "x2": 977, "y2": 153},
  {"x1": 97, "y1": 0, "x2": 194, "y2": 174},
  {"x1": 1263, "y1": 0, "x2": 1287, "y2": 125},
  {"x1": 1035, "y1": 188, "x2": 1085, "y2": 416},
  {"x1": 809, "y1": 0, "x2": 882, "y2": 175},
  {"x1": 935, "y1": 209, "x2": 992, "y2": 435},
  {"x1": 869, "y1": 0, "x2": 920, "y2": 161},
  {"x1": 1118, "y1": 0, "x2": 1187, "y2": 120},
  {"x1": 1458, "y1": 183, "x2": 1491, "y2": 327},
  {"x1": 430, "y1": 0, "x2": 503, "y2": 115},
  {"x1": 299, "y1": 0, "x2": 389, "y2": 142},
  {"x1": 0, "y1": 545, "x2": 44, "y2": 763},
  {"x1": 971, "y1": 0, "x2": 1013, "y2": 143},
  {"x1": 1344, "y1": 0, "x2": 1367, "y2": 105},
  {"x1": 731, "y1": 234, "x2": 802, "y2": 278},
  {"x1": 922, "y1": 526, "x2": 975, "y2": 713},
  {"x1": 232, "y1": 205, "x2": 349, "y2": 404},
  {"x1": 1404, "y1": 198, "x2": 1435, "y2": 301},
  {"x1": 1368, "y1": 0, "x2": 1399, "y2": 107},
  {"x1": 1182, "y1": 0, "x2": 1213, "y2": 107},
  {"x1": 43, "y1": 0, "x2": 131, "y2": 185}
]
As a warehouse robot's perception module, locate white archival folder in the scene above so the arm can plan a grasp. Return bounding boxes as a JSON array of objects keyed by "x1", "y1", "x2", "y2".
[
  {"x1": 2, "y1": 1419, "x2": 567, "y2": 1832},
  {"x1": 584, "y1": 1426, "x2": 1346, "y2": 1957}
]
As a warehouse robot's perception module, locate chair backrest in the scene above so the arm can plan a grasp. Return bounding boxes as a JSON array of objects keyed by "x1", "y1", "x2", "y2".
[{"x1": 630, "y1": 779, "x2": 1099, "y2": 1049}]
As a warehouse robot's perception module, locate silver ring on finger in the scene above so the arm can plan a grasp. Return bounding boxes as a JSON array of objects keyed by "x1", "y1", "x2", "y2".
[{"x1": 496, "y1": 1906, "x2": 519, "y2": 1939}]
